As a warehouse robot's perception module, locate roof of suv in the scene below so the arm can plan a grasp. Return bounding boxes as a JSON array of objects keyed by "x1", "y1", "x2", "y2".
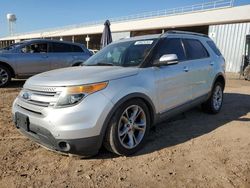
[
  {"x1": 113, "y1": 34, "x2": 161, "y2": 44},
  {"x1": 113, "y1": 30, "x2": 209, "y2": 44}
]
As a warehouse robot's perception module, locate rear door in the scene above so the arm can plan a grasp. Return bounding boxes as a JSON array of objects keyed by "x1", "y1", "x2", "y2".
[
  {"x1": 153, "y1": 38, "x2": 192, "y2": 113},
  {"x1": 16, "y1": 42, "x2": 50, "y2": 76},
  {"x1": 48, "y1": 42, "x2": 74, "y2": 70},
  {"x1": 182, "y1": 38, "x2": 211, "y2": 99}
]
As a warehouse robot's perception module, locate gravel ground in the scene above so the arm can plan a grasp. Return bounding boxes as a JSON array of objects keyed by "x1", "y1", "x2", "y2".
[{"x1": 0, "y1": 74, "x2": 249, "y2": 188}]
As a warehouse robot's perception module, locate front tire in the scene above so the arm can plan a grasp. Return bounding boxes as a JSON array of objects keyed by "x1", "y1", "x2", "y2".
[
  {"x1": 202, "y1": 82, "x2": 224, "y2": 114},
  {"x1": 104, "y1": 99, "x2": 150, "y2": 156},
  {"x1": 0, "y1": 65, "x2": 11, "y2": 87}
]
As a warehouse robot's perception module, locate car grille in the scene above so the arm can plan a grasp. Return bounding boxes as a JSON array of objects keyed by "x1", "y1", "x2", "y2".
[
  {"x1": 18, "y1": 87, "x2": 63, "y2": 108},
  {"x1": 20, "y1": 90, "x2": 57, "y2": 107}
]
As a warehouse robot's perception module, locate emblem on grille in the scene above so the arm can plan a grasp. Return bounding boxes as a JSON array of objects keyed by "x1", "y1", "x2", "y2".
[{"x1": 22, "y1": 92, "x2": 31, "y2": 100}]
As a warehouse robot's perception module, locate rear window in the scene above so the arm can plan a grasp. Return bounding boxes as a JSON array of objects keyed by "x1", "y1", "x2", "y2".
[
  {"x1": 49, "y1": 42, "x2": 84, "y2": 53},
  {"x1": 207, "y1": 41, "x2": 222, "y2": 56},
  {"x1": 50, "y1": 42, "x2": 71, "y2": 53},
  {"x1": 71, "y1": 45, "x2": 83, "y2": 52},
  {"x1": 183, "y1": 39, "x2": 209, "y2": 60}
]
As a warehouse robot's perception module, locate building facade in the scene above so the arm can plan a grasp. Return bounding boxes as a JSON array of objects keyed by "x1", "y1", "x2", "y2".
[{"x1": 0, "y1": 0, "x2": 250, "y2": 73}]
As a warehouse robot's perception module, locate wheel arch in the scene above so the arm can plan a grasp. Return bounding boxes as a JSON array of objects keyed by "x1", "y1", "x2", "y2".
[
  {"x1": 0, "y1": 61, "x2": 15, "y2": 78},
  {"x1": 99, "y1": 93, "x2": 156, "y2": 146},
  {"x1": 212, "y1": 73, "x2": 226, "y2": 90}
]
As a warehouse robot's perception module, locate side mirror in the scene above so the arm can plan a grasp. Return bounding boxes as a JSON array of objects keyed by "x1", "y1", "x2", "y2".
[{"x1": 155, "y1": 54, "x2": 179, "y2": 66}]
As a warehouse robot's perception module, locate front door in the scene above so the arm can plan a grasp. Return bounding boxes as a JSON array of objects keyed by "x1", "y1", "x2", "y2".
[
  {"x1": 16, "y1": 42, "x2": 50, "y2": 76},
  {"x1": 153, "y1": 38, "x2": 192, "y2": 113}
]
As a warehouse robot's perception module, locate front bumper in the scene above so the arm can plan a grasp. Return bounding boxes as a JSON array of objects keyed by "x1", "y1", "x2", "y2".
[
  {"x1": 12, "y1": 91, "x2": 114, "y2": 156},
  {"x1": 15, "y1": 120, "x2": 101, "y2": 156}
]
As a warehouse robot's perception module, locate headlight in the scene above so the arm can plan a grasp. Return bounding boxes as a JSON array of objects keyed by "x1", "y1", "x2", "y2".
[{"x1": 56, "y1": 82, "x2": 108, "y2": 107}]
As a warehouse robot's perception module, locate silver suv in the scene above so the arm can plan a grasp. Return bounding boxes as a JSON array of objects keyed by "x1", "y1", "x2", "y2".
[
  {"x1": 0, "y1": 39, "x2": 91, "y2": 87},
  {"x1": 12, "y1": 31, "x2": 226, "y2": 156}
]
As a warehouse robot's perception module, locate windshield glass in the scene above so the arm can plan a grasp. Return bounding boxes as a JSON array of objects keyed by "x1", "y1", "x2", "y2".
[
  {"x1": 0, "y1": 42, "x2": 23, "y2": 50},
  {"x1": 84, "y1": 39, "x2": 157, "y2": 67}
]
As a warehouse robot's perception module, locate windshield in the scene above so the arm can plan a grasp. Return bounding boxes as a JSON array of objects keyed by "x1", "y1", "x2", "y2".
[
  {"x1": 84, "y1": 39, "x2": 157, "y2": 67},
  {"x1": 0, "y1": 42, "x2": 24, "y2": 51}
]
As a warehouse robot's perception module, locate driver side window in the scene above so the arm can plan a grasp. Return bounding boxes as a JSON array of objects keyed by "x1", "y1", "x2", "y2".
[
  {"x1": 153, "y1": 38, "x2": 186, "y2": 62},
  {"x1": 21, "y1": 43, "x2": 48, "y2": 53}
]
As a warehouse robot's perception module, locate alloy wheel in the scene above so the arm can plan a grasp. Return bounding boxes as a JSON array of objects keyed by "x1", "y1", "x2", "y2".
[
  {"x1": 118, "y1": 105, "x2": 147, "y2": 149},
  {"x1": 212, "y1": 85, "x2": 223, "y2": 110}
]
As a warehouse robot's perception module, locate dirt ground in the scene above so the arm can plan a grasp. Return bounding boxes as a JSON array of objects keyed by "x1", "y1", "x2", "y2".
[{"x1": 0, "y1": 74, "x2": 249, "y2": 188}]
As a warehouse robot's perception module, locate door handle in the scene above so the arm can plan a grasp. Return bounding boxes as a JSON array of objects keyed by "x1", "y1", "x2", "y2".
[
  {"x1": 183, "y1": 66, "x2": 189, "y2": 72},
  {"x1": 210, "y1": 61, "x2": 215, "y2": 66},
  {"x1": 42, "y1": 55, "x2": 48, "y2": 58}
]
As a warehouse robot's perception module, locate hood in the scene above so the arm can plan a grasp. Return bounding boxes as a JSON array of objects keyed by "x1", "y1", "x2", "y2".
[{"x1": 24, "y1": 66, "x2": 139, "y2": 87}]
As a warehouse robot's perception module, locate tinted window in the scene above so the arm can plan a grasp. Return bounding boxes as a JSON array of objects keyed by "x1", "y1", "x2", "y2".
[
  {"x1": 21, "y1": 43, "x2": 48, "y2": 53},
  {"x1": 50, "y1": 42, "x2": 71, "y2": 53},
  {"x1": 207, "y1": 41, "x2": 222, "y2": 56},
  {"x1": 71, "y1": 45, "x2": 83, "y2": 52},
  {"x1": 183, "y1": 39, "x2": 209, "y2": 60},
  {"x1": 154, "y1": 38, "x2": 186, "y2": 61}
]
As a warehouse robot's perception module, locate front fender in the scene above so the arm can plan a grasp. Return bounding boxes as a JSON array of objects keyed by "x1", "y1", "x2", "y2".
[
  {"x1": 98, "y1": 90, "x2": 157, "y2": 147},
  {"x1": 0, "y1": 55, "x2": 9, "y2": 63},
  {"x1": 0, "y1": 56, "x2": 16, "y2": 76}
]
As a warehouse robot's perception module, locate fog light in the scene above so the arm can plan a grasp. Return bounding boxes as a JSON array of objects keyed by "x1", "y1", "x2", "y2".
[{"x1": 58, "y1": 141, "x2": 70, "y2": 151}]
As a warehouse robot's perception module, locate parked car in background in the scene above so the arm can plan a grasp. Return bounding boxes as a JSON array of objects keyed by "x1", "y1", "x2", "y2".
[
  {"x1": 88, "y1": 49, "x2": 99, "y2": 55},
  {"x1": 0, "y1": 39, "x2": 91, "y2": 87},
  {"x1": 12, "y1": 31, "x2": 225, "y2": 157}
]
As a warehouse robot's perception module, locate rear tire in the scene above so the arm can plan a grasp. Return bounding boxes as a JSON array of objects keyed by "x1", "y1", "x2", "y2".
[
  {"x1": 104, "y1": 99, "x2": 150, "y2": 156},
  {"x1": 202, "y1": 82, "x2": 224, "y2": 114},
  {"x1": 0, "y1": 65, "x2": 11, "y2": 87}
]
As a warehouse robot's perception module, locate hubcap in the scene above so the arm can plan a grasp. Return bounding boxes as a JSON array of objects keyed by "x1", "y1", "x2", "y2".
[
  {"x1": 0, "y1": 68, "x2": 9, "y2": 86},
  {"x1": 118, "y1": 105, "x2": 146, "y2": 149},
  {"x1": 213, "y1": 85, "x2": 223, "y2": 110}
]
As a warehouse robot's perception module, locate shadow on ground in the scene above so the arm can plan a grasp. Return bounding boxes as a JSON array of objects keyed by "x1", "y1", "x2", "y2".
[
  {"x1": 93, "y1": 92, "x2": 250, "y2": 159},
  {"x1": 6, "y1": 80, "x2": 25, "y2": 88}
]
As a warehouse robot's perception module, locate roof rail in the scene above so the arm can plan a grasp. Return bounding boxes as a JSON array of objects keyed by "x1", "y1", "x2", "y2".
[{"x1": 166, "y1": 30, "x2": 209, "y2": 38}]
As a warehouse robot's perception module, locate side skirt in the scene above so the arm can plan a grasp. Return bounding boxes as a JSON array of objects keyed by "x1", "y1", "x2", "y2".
[{"x1": 155, "y1": 93, "x2": 210, "y2": 124}]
